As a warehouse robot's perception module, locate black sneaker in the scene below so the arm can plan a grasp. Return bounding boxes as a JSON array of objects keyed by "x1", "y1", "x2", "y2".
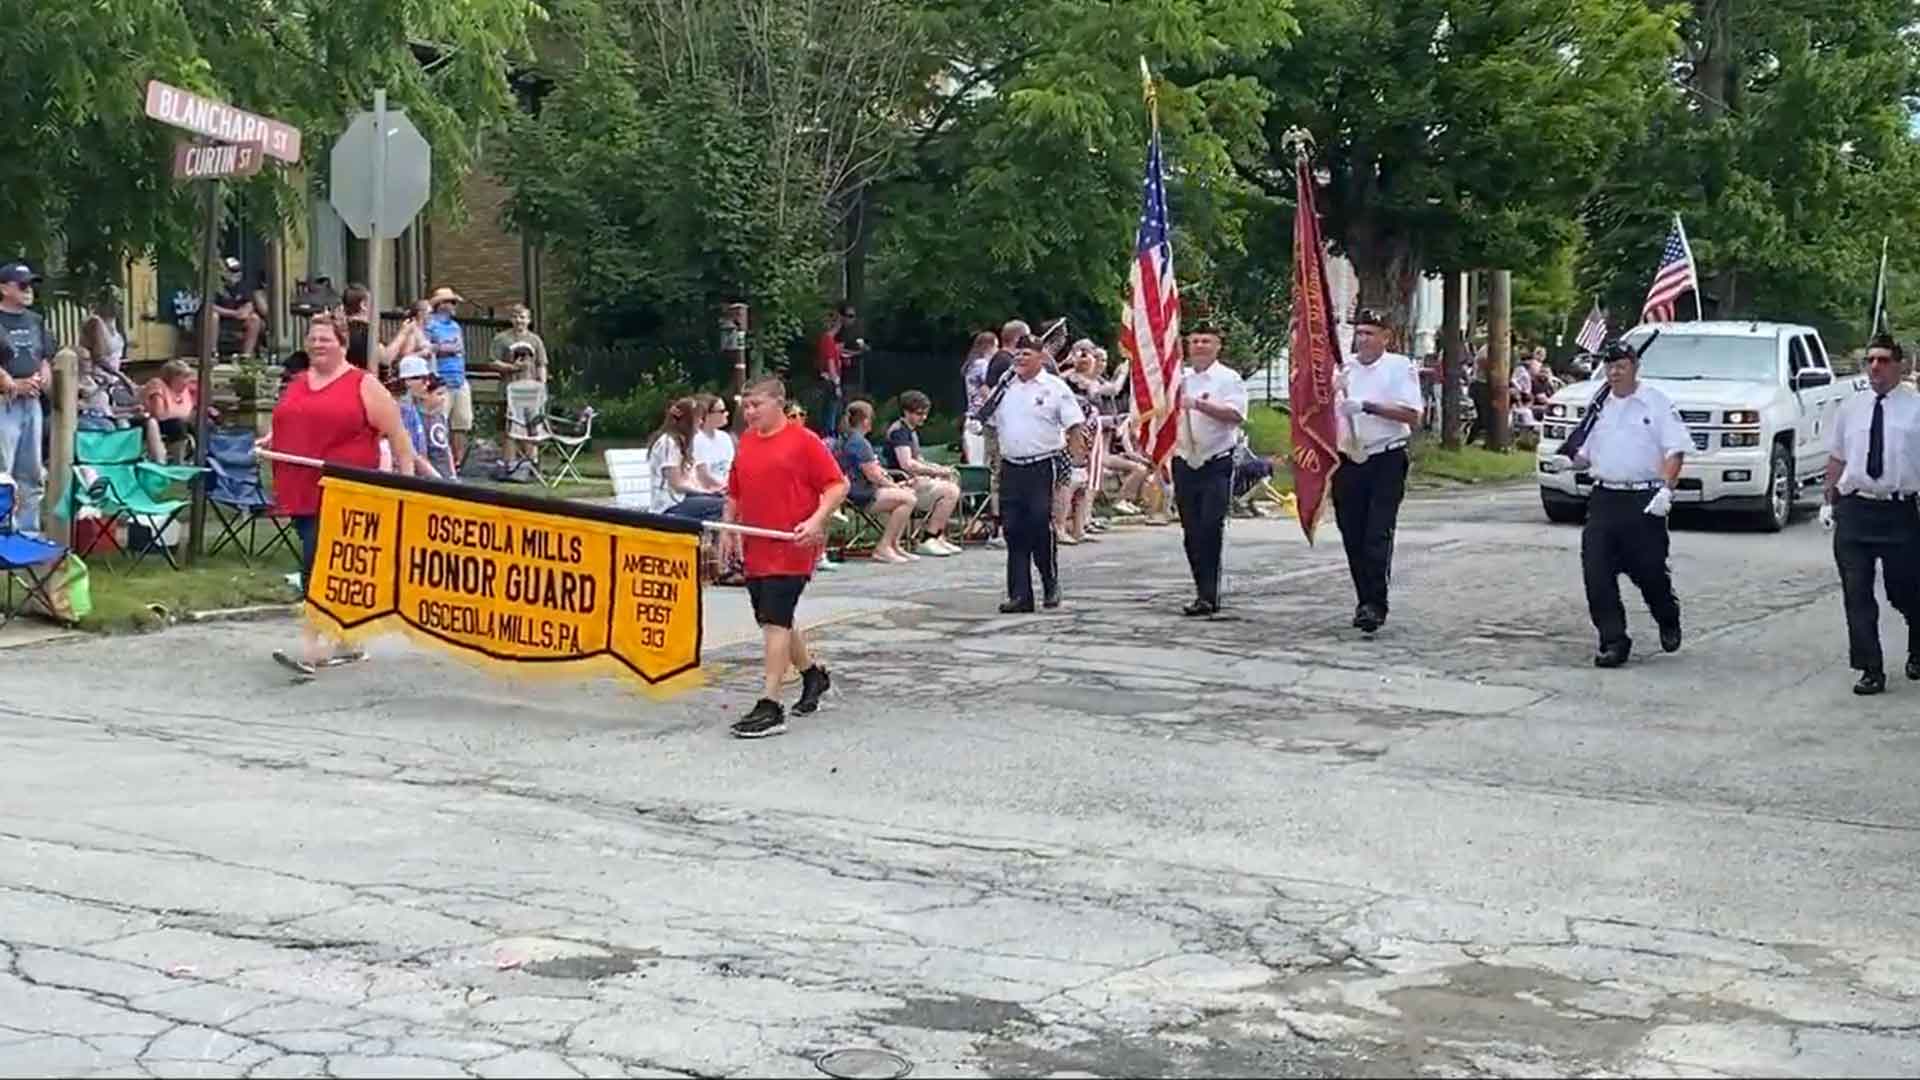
[
  {"x1": 1355, "y1": 606, "x2": 1383, "y2": 635},
  {"x1": 793, "y1": 665, "x2": 831, "y2": 716},
  {"x1": 1659, "y1": 623, "x2": 1682, "y2": 654},
  {"x1": 272, "y1": 650, "x2": 317, "y2": 682},
  {"x1": 1182, "y1": 599, "x2": 1217, "y2": 617},
  {"x1": 1855, "y1": 670, "x2": 1887, "y2": 696},
  {"x1": 731, "y1": 698, "x2": 788, "y2": 739},
  {"x1": 1593, "y1": 645, "x2": 1630, "y2": 669},
  {"x1": 1906, "y1": 657, "x2": 1920, "y2": 681}
]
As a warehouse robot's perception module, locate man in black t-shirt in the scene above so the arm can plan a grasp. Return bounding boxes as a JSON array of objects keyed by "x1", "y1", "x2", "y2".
[
  {"x1": 211, "y1": 256, "x2": 263, "y2": 357},
  {"x1": 884, "y1": 390, "x2": 962, "y2": 556}
]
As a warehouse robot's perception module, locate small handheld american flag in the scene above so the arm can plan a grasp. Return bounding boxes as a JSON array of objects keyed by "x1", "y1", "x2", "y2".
[
  {"x1": 1575, "y1": 301, "x2": 1608, "y2": 353},
  {"x1": 1641, "y1": 215, "x2": 1699, "y2": 323}
]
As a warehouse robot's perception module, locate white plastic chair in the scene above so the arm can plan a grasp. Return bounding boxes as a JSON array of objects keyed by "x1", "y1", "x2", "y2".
[{"x1": 605, "y1": 448, "x2": 655, "y2": 513}]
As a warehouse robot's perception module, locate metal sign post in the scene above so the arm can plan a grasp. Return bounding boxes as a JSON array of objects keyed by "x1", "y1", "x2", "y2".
[{"x1": 144, "y1": 82, "x2": 301, "y2": 564}]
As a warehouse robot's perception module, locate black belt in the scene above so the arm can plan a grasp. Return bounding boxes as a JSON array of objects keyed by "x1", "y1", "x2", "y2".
[
  {"x1": 1594, "y1": 480, "x2": 1664, "y2": 492},
  {"x1": 1003, "y1": 453, "x2": 1060, "y2": 467},
  {"x1": 1841, "y1": 490, "x2": 1918, "y2": 503},
  {"x1": 1178, "y1": 451, "x2": 1234, "y2": 468}
]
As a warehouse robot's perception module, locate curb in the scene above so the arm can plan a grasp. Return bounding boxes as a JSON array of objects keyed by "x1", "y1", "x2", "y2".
[{"x1": 181, "y1": 603, "x2": 301, "y2": 625}]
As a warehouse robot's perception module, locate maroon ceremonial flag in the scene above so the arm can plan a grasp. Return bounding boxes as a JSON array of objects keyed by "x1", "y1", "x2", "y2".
[{"x1": 1287, "y1": 157, "x2": 1342, "y2": 544}]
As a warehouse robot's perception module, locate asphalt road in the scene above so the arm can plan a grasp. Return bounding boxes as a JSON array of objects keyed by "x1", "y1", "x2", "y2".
[{"x1": 3, "y1": 484, "x2": 1918, "y2": 1078}]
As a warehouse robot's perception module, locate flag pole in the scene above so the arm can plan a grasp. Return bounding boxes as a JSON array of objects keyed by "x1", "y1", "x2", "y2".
[
  {"x1": 1674, "y1": 213, "x2": 1702, "y2": 321},
  {"x1": 1873, "y1": 234, "x2": 1889, "y2": 335}
]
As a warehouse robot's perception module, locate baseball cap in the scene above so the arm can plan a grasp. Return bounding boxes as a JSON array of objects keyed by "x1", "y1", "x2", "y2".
[
  {"x1": 397, "y1": 356, "x2": 432, "y2": 380},
  {"x1": 222, "y1": 256, "x2": 242, "y2": 273},
  {"x1": 0, "y1": 263, "x2": 42, "y2": 287}
]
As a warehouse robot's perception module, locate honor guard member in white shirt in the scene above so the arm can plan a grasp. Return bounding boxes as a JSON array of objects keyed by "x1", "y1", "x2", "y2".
[
  {"x1": 1174, "y1": 320, "x2": 1249, "y2": 616},
  {"x1": 1333, "y1": 309, "x2": 1425, "y2": 634},
  {"x1": 1818, "y1": 334, "x2": 1920, "y2": 695},
  {"x1": 1552, "y1": 337, "x2": 1691, "y2": 668},
  {"x1": 979, "y1": 334, "x2": 1087, "y2": 613}
]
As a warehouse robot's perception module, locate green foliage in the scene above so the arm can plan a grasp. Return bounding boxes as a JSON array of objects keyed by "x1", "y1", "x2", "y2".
[
  {"x1": 865, "y1": 0, "x2": 1296, "y2": 349},
  {"x1": 1237, "y1": 0, "x2": 1679, "y2": 324},
  {"x1": 549, "y1": 357, "x2": 693, "y2": 439},
  {"x1": 1245, "y1": 404, "x2": 1291, "y2": 457},
  {"x1": 10, "y1": 0, "x2": 540, "y2": 292},
  {"x1": 499, "y1": 0, "x2": 920, "y2": 357},
  {"x1": 1581, "y1": 0, "x2": 1920, "y2": 352}
]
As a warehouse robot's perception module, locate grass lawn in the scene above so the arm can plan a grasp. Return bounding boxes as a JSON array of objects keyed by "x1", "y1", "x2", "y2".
[
  {"x1": 1242, "y1": 405, "x2": 1534, "y2": 490},
  {"x1": 80, "y1": 549, "x2": 301, "y2": 634}
]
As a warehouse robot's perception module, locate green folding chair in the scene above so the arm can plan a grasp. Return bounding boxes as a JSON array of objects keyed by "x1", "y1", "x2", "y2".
[{"x1": 69, "y1": 428, "x2": 204, "y2": 572}]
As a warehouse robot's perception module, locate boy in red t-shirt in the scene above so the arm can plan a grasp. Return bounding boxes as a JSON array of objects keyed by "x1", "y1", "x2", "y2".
[{"x1": 722, "y1": 376, "x2": 850, "y2": 738}]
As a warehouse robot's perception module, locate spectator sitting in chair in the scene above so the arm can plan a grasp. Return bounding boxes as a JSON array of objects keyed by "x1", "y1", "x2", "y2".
[
  {"x1": 648, "y1": 396, "x2": 725, "y2": 521},
  {"x1": 838, "y1": 400, "x2": 919, "y2": 564},
  {"x1": 883, "y1": 390, "x2": 961, "y2": 557},
  {"x1": 140, "y1": 360, "x2": 214, "y2": 463},
  {"x1": 211, "y1": 257, "x2": 263, "y2": 358},
  {"x1": 692, "y1": 392, "x2": 736, "y2": 490}
]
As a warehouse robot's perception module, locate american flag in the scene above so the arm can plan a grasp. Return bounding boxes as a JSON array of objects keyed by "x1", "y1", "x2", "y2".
[
  {"x1": 1123, "y1": 118, "x2": 1182, "y2": 469},
  {"x1": 1575, "y1": 300, "x2": 1608, "y2": 353},
  {"x1": 1641, "y1": 214, "x2": 1698, "y2": 323}
]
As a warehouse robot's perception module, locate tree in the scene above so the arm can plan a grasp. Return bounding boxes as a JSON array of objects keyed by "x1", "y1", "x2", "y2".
[
  {"x1": 1235, "y1": 0, "x2": 1679, "y2": 333},
  {"x1": 1581, "y1": 0, "x2": 1920, "y2": 351},
  {"x1": 863, "y1": 0, "x2": 1295, "y2": 352},
  {"x1": 8, "y1": 0, "x2": 539, "y2": 293},
  {"x1": 496, "y1": 0, "x2": 923, "y2": 370}
]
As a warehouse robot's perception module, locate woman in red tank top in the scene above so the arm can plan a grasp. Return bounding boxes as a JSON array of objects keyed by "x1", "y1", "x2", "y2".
[{"x1": 264, "y1": 312, "x2": 416, "y2": 677}]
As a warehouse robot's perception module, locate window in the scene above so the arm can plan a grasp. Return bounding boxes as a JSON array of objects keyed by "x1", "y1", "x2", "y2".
[{"x1": 1787, "y1": 337, "x2": 1809, "y2": 373}]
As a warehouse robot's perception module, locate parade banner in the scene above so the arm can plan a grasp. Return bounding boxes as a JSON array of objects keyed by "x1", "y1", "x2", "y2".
[
  {"x1": 1286, "y1": 148, "x2": 1343, "y2": 545},
  {"x1": 304, "y1": 466, "x2": 705, "y2": 696}
]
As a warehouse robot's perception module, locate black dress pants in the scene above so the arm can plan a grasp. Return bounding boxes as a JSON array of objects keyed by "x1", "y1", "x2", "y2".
[
  {"x1": 1833, "y1": 495, "x2": 1920, "y2": 674},
  {"x1": 1001, "y1": 458, "x2": 1057, "y2": 606},
  {"x1": 1331, "y1": 447, "x2": 1409, "y2": 615},
  {"x1": 1173, "y1": 454, "x2": 1233, "y2": 606},
  {"x1": 1582, "y1": 487, "x2": 1680, "y2": 651}
]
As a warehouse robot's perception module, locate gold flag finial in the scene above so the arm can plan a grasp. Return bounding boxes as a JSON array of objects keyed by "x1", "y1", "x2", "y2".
[
  {"x1": 1139, "y1": 56, "x2": 1156, "y2": 109},
  {"x1": 1280, "y1": 126, "x2": 1315, "y2": 164}
]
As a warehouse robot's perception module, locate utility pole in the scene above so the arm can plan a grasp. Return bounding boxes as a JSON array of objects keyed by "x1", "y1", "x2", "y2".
[
  {"x1": 1488, "y1": 269, "x2": 1513, "y2": 451},
  {"x1": 1440, "y1": 271, "x2": 1464, "y2": 450}
]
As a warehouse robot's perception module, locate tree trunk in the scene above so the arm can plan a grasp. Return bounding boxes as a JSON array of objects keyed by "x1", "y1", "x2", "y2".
[
  {"x1": 1346, "y1": 227, "x2": 1419, "y2": 354},
  {"x1": 1488, "y1": 269, "x2": 1513, "y2": 451}
]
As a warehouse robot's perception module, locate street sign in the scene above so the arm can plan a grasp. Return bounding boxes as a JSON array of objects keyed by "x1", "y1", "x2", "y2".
[
  {"x1": 171, "y1": 141, "x2": 265, "y2": 182},
  {"x1": 144, "y1": 81, "x2": 301, "y2": 163},
  {"x1": 329, "y1": 107, "x2": 432, "y2": 240}
]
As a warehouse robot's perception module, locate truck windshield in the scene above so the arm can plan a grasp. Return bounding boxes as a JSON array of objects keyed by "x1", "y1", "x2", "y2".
[{"x1": 1621, "y1": 332, "x2": 1777, "y2": 381}]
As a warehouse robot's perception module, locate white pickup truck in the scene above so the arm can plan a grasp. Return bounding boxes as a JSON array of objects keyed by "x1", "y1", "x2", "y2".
[{"x1": 1536, "y1": 321, "x2": 1866, "y2": 531}]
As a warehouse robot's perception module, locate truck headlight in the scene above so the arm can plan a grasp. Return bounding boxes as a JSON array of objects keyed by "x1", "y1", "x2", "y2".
[
  {"x1": 1546, "y1": 404, "x2": 1567, "y2": 419},
  {"x1": 1723, "y1": 410, "x2": 1760, "y2": 425},
  {"x1": 1722, "y1": 432, "x2": 1761, "y2": 448}
]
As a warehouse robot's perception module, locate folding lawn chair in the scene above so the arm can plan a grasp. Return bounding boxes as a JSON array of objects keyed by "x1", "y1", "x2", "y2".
[
  {"x1": 543, "y1": 406, "x2": 597, "y2": 486},
  {"x1": 604, "y1": 448, "x2": 655, "y2": 512},
  {"x1": 206, "y1": 428, "x2": 300, "y2": 565},
  {"x1": 0, "y1": 479, "x2": 69, "y2": 627},
  {"x1": 505, "y1": 380, "x2": 555, "y2": 481},
  {"x1": 69, "y1": 427, "x2": 202, "y2": 573},
  {"x1": 955, "y1": 463, "x2": 994, "y2": 544}
]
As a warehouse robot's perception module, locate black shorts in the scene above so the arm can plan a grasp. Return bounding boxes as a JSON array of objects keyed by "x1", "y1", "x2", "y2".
[
  {"x1": 746, "y1": 575, "x2": 808, "y2": 629},
  {"x1": 157, "y1": 417, "x2": 190, "y2": 440}
]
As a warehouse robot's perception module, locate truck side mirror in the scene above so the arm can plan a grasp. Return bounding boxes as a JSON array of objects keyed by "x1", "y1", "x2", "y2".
[{"x1": 1793, "y1": 369, "x2": 1833, "y2": 390}]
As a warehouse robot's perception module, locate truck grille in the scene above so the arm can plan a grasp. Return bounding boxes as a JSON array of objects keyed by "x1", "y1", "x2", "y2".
[
  {"x1": 1680, "y1": 410, "x2": 1713, "y2": 424},
  {"x1": 1691, "y1": 432, "x2": 1709, "y2": 450}
]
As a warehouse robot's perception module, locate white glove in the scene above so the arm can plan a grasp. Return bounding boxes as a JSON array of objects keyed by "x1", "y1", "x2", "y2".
[
  {"x1": 1643, "y1": 487, "x2": 1673, "y2": 518},
  {"x1": 1819, "y1": 502, "x2": 1835, "y2": 531},
  {"x1": 1337, "y1": 398, "x2": 1366, "y2": 418}
]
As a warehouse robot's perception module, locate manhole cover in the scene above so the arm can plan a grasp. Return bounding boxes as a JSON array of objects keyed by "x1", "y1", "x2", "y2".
[{"x1": 815, "y1": 1048, "x2": 912, "y2": 1079}]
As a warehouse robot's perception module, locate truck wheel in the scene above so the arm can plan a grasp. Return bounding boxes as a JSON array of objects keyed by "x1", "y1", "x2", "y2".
[
  {"x1": 1757, "y1": 443, "x2": 1794, "y2": 532},
  {"x1": 1542, "y1": 490, "x2": 1586, "y2": 524}
]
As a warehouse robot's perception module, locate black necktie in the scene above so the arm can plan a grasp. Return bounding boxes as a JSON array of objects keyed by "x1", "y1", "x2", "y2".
[{"x1": 1868, "y1": 394, "x2": 1887, "y2": 480}]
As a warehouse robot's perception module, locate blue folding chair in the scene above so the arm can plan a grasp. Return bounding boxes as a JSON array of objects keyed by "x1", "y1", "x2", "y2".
[
  {"x1": 206, "y1": 428, "x2": 299, "y2": 565},
  {"x1": 0, "y1": 481, "x2": 69, "y2": 627}
]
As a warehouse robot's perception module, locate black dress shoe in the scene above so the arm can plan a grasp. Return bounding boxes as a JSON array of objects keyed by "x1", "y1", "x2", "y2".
[
  {"x1": 1182, "y1": 599, "x2": 1217, "y2": 617},
  {"x1": 1855, "y1": 670, "x2": 1887, "y2": 696},
  {"x1": 999, "y1": 600, "x2": 1034, "y2": 614},
  {"x1": 1659, "y1": 623, "x2": 1682, "y2": 653},
  {"x1": 1593, "y1": 646, "x2": 1629, "y2": 669},
  {"x1": 1351, "y1": 607, "x2": 1366, "y2": 628},
  {"x1": 1355, "y1": 608, "x2": 1383, "y2": 635},
  {"x1": 1042, "y1": 586, "x2": 1061, "y2": 610},
  {"x1": 1906, "y1": 658, "x2": 1920, "y2": 681}
]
